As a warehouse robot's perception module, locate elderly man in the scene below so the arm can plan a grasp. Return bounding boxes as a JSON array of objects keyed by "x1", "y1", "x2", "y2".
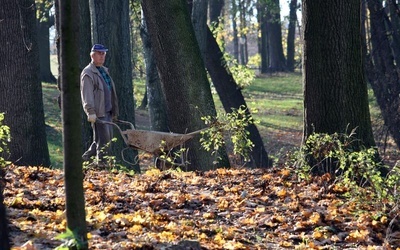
[{"x1": 80, "y1": 44, "x2": 119, "y2": 166}]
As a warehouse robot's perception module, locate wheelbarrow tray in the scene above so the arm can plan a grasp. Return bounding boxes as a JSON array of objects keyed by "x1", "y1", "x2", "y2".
[{"x1": 121, "y1": 129, "x2": 197, "y2": 154}]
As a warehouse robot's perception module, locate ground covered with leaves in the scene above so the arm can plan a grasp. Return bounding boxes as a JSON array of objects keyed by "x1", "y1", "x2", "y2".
[{"x1": 3, "y1": 163, "x2": 399, "y2": 250}]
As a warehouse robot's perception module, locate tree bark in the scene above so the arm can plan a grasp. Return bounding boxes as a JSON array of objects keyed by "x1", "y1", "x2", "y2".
[
  {"x1": 142, "y1": 0, "x2": 227, "y2": 171},
  {"x1": 58, "y1": 0, "x2": 88, "y2": 248},
  {"x1": 267, "y1": 0, "x2": 286, "y2": 72},
  {"x1": 79, "y1": 0, "x2": 93, "y2": 155},
  {"x1": 140, "y1": 18, "x2": 168, "y2": 133},
  {"x1": 258, "y1": 1, "x2": 269, "y2": 74},
  {"x1": 303, "y1": 0, "x2": 376, "y2": 148},
  {"x1": 0, "y1": 0, "x2": 50, "y2": 167},
  {"x1": 286, "y1": 0, "x2": 298, "y2": 72},
  {"x1": 205, "y1": 27, "x2": 271, "y2": 168},
  {"x1": 209, "y1": 0, "x2": 224, "y2": 26}
]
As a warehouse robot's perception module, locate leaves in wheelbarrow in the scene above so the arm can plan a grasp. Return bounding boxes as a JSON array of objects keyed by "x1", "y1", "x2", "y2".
[{"x1": 3, "y1": 165, "x2": 398, "y2": 249}]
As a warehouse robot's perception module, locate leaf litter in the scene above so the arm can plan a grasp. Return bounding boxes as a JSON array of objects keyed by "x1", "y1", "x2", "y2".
[{"x1": 3, "y1": 164, "x2": 400, "y2": 249}]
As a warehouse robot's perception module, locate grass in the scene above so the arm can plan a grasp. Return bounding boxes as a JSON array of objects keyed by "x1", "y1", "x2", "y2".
[{"x1": 42, "y1": 83, "x2": 63, "y2": 168}]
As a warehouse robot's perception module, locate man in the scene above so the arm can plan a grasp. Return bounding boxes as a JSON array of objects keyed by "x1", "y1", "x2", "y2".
[{"x1": 80, "y1": 44, "x2": 119, "y2": 166}]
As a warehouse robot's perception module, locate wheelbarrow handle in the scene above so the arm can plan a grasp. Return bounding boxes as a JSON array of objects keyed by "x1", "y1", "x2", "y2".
[
  {"x1": 95, "y1": 119, "x2": 135, "y2": 145},
  {"x1": 114, "y1": 119, "x2": 135, "y2": 130}
]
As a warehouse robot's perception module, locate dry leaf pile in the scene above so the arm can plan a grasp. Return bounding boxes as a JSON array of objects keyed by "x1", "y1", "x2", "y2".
[{"x1": 3, "y1": 164, "x2": 400, "y2": 249}]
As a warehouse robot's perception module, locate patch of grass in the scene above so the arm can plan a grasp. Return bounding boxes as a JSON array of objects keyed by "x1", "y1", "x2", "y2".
[{"x1": 42, "y1": 83, "x2": 63, "y2": 168}]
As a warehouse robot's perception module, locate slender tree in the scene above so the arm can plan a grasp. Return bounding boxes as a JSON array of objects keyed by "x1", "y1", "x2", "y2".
[
  {"x1": 286, "y1": 0, "x2": 298, "y2": 72},
  {"x1": 258, "y1": 0, "x2": 269, "y2": 74},
  {"x1": 0, "y1": 0, "x2": 50, "y2": 167},
  {"x1": 365, "y1": 0, "x2": 400, "y2": 150},
  {"x1": 205, "y1": 27, "x2": 270, "y2": 167},
  {"x1": 37, "y1": 0, "x2": 56, "y2": 83},
  {"x1": 303, "y1": 1, "x2": 376, "y2": 151},
  {"x1": 78, "y1": 0, "x2": 93, "y2": 155},
  {"x1": 142, "y1": 0, "x2": 226, "y2": 171},
  {"x1": 267, "y1": 0, "x2": 286, "y2": 72},
  {"x1": 58, "y1": 0, "x2": 88, "y2": 248}
]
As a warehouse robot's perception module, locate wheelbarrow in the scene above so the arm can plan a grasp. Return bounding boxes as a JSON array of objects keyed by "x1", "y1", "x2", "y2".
[{"x1": 99, "y1": 120, "x2": 206, "y2": 154}]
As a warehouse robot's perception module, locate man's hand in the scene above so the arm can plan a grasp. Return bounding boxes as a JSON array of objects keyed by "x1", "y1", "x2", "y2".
[
  {"x1": 88, "y1": 114, "x2": 97, "y2": 123},
  {"x1": 112, "y1": 115, "x2": 118, "y2": 122}
]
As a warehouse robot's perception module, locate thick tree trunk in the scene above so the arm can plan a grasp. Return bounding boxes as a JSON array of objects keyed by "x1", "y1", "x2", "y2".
[
  {"x1": 303, "y1": 0, "x2": 375, "y2": 148},
  {"x1": 142, "y1": 0, "x2": 227, "y2": 171},
  {"x1": 140, "y1": 18, "x2": 168, "y2": 133},
  {"x1": 205, "y1": 27, "x2": 270, "y2": 168},
  {"x1": 58, "y1": 0, "x2": 88, "y2": 248},
  {"x1": 0, "y1": 0, "x2": 50, "y2": 167},
  {"x1": 93, "y1": 0, "x2": 140, "y2": 172}
]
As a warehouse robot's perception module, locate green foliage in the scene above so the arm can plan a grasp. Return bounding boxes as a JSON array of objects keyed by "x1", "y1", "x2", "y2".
[
  {"x1": 157, "y1": 140, "x2": 189, "y2": 169},
  {"x1": 0, "y1": 113, "x2": 11, "y2": 167},
  {"x1": 292, "y1": 131, "x2": 400, "y2": 206},
  {"x1": 200, "y1": 105, "x2": 256, "y2": 164},
  {"x1": 55, "y1": 228, "x2": 87, "y2": 250},
  {"x1": 222, "y1": 54, "x2": 255, "y2": 89}
]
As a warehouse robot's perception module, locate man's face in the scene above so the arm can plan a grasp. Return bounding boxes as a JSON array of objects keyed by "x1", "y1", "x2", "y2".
[{"x1": 92, "y1": 51, "x2": 106, "y2": 66}]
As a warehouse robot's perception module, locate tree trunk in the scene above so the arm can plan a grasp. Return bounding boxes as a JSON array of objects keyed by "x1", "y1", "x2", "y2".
[
  {"x1": 93, "y1": 0, "x2": 140, "y2": 172},
  {"x1": 79, "y1": 0, "x2": 93, "y2": 155},
  {"x1": 267, "y1": 0, "x2": 286, "y2": 72},
  {"x1": 366, "y1": 0, "x2": 400, "y2": 149},
  {"x1": 191, "y1": 0, "x2": 208, "y2": 62},
  {"x1": 209, "y1": 0, "x2": 224, "y2": 26},
  {"x1": 258, "y1": 1, "x2": 269, "y2": 74},
  {"x1": 303, "y1": 0, "x2": 376, "y2": 149},
  {"x1": 0, "y1": 0, "x2": 50, "y2": 167},
  {"x1": 231, "y1": 0, "x2": 239, "y2": 62},
  {"x1": 142, "y1": 0, "x2": 226, "y2": 171},
  {"x1": 140, "y1": 18, "x2": 168, "y2": 133},
  {"x1": 37, "y1": 8, "x2": 56, "y2": 84},
  {"x1": 58, "y1": 0, "x2": 88, "y2": 248},
  {"x1": 205, "y1": 27, "x2": 270, "y2": 168},
  {"x1": 286, "y1": 0, "x2": 298, "y2": 72}
]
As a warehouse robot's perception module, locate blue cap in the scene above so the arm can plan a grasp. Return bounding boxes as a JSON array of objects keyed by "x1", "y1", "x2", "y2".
[{"x1": 91, "y1": 44, "x2": 108, "y2": 52}]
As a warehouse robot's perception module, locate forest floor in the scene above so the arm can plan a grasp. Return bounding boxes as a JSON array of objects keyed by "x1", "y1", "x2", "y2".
[{"x1": 4, "y1": 110, "x2": 400, "y2": 250}]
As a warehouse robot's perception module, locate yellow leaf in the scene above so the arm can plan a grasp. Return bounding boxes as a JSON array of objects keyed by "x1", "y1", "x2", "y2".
[
  {"x1": 214, "y1": 233, "x2": 226, "y2": 244},
  {"x1": 203, "y1": 212, "x2": 215, "y2": 219},
  {"x1": 312, "y1": 230, "x2": 323, "y2": 239},
  {"x1": 346, "y1": 229, "x2": 369, "y2": 242},
  {"x1": 279, "y1": 240, "x2": 292, "y2": 247},
  {"x1": 309, "y1": 212, "x2": 321, "y2": 225}
]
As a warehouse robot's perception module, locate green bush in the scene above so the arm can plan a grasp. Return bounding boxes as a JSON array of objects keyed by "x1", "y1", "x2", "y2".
[
  {"x1": 293, "y1": 130, "x2": 399, "y2": 205},
  {"x1": 200, "y1": 105, "x2": 256, "y2": 165}
]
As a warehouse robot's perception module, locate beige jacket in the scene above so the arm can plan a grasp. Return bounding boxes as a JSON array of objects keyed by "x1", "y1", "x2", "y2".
[{"x1": 80, "y1": 63, "x2": 119, "y2": 118}]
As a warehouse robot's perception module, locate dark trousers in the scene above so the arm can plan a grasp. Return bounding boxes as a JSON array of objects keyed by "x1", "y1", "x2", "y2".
[{"x1": 82, "y1": 113, "x2": 113, "y2": 163}]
